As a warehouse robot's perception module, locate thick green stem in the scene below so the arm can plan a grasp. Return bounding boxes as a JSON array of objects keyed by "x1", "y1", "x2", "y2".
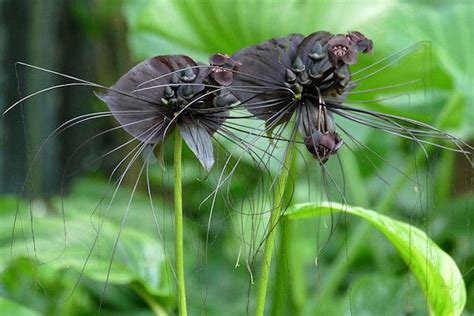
[
  {"x1": 255, "y1": 140, "x2": 296, "y2": 316},
  {"x1": 174, "y1": 132, "x2": 187, "y2": 316},
  {"x1": 271, "y1": 152, "x2": 303, "y2": 316},
  {"x1": 271, "y1": 217, "x2": 289, "y2": 316}
]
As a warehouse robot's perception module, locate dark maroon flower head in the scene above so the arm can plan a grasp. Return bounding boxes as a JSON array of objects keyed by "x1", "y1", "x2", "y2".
[
  {"x1": 209, "y1": 53, "x2": 241, "y2": 86},
  {"x1": 304, "y1": 130, "x2": 343, "y2": 163},
  {"x1": 230, "y1": 31, "x2": 372, "y2": 163},
  {"x1": 326, "y1": 31, "x2": 373, "y2": 65},
  {"x1": 328, "y1": 35, "x2": 358, "y2": 65},
  {"x1": 298, "y1": 97, "x2": 344, "y2": 163},
  {"x1": 96, "y1": 55, "x2": 235, "y2": 171},
  {"x1": 347, "y1": 31, "x2": 373, "y2": 54}
]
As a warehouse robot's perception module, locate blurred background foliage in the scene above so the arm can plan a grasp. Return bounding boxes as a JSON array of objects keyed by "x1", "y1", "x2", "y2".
[{"x1": 0, "y1": 0, "x2": 472, "y2": 315}]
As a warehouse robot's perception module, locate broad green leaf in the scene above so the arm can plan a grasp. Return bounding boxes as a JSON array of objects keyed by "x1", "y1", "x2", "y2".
[
  {"x1": 345, "y1": 274, "x2": 425, "y2": 315},
  {"x1": 0, "y1": 297, "x2": 41, "y2": 316},
  {"x1": 386, "y1": 2, "x2": 474, "y2": 138},
  {"x1": 0, "y1": 195, "x2": 170, "y2": 299},
  {"x1": 285, "y1": 202, "x2": 466, "y2": 316},
  {"x1": 1, "y1": 257, "x2": 100, "y2": 315},
  {"x1": 123, "y1": 0, "x2": 396, "y2": 61}
]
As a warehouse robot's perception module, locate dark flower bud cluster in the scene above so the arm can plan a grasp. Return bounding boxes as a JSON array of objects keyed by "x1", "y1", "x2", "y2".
[
  {"x1": 347, "y1": 31, "x2": 373, "y2": 54},
  {"x1": 95, "y1": 30, "x2": 469, "y2": 169},
  {"x1": 209, "y1": 53, "x2": 241, "y2": 86},
  {"x1": 96, "y1": 54, "x2": 239, "y2": 171},
  {"x1": 230, "y1": 31, "x2": 373, "y2": 163},
  {"x1": 96, "y1": 31, "x2": 373, "y2": 168}
]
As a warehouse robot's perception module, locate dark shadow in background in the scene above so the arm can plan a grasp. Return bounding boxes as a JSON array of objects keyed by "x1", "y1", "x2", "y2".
[{"x1": 0, "y1": 0, "x2": 129, "y2": 197}]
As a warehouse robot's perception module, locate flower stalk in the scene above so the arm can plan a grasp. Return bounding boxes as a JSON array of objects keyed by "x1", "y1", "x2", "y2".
[
  {"x1": 174, "y1": 131, "x2": 187, "y2": 316},
  {"x1": 255, "y1": 134, "x2": 296, "y2": 316},
  {"x1": 271, "y1": 153, "x2": 303, "y2": 316}
]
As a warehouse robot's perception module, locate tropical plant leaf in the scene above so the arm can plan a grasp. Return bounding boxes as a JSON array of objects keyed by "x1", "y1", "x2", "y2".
[
  {"x1": 0, "y1": 195, "x2": 171, "y2": 299},
  {"x1": 0, "y1": 297, "x2": 41, "y2": 316},
  {"x1": 386, "y1": 2, "x2": 474, "y2": 138},
  {"x1": 123, "y1": 0, "x2": 396, "y2": 61},
  {"x1": 345, "y1": 274, "x2": 425, "y2": 315},
  {"x1": 285, "y1": 202, "x2": 466, "y2": 315}
]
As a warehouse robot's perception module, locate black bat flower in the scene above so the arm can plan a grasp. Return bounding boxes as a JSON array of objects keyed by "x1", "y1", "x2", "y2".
[
  {"x1": 230, "y1": 31, "x2": 364, "y2": 162},
  {"x1": 230, "y1": 31, "x2": 469, "y2": 163},
  {"x1": 95, "y1": 54, "x2": 237, "y2": 172}
]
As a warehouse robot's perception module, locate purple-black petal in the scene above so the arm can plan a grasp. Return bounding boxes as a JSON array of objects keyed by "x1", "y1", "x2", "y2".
[
  {"x1": 296, "y1": 31, "x2": 333, "y2": 66},
  {"x1": 341, "y1": 50, "x2": 358, "y2": 65},
  {"x1": 230, "y1": 34, "x2": 304, "y2": 124},
  {"x1": 179, "y1": 117, "x2": 215, "y2": 172},
  {"x1": 96, "y1": 55, "x2": 201, "y2": 143},
  {"x1": 212, "y1": 69, "x2": 234, "y2": 86},
  {"x1": 347, "y1": 31, "x2": 373, "y2": 53},
  {"x1": 297, "y1": 98, "x2": 320, "y2": 138},
  {"x1": 209, "y1": 53, "x2": 228, "y2": 66}
]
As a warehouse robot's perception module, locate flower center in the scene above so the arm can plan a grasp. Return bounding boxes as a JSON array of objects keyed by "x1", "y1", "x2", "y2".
[{"x1": 332, "y1": 45, "x2": 348, "y2": 57}]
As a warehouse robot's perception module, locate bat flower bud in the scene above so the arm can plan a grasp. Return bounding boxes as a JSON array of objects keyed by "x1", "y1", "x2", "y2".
[
  {"x1": 209, "y1": 53, "x2": 241, "y2": 86},
  {"x1": 298, "y1": 98, "x2": 343, "y2": 163},
  {"x1": 230, "y1": 31, "x2": 371, "y2": 163},
  {"x1": 304, "y1": 131, "x2": 343, "y2": 163},
  {"x1": 327, "y1": 35, "x2": 358, "y2": 65},
  {"x1": 347, "y1": 31, "x2": 373, "y2": 54},
  {"x1": 95, "y1": 55, "x2": 234, "y2": 172}
]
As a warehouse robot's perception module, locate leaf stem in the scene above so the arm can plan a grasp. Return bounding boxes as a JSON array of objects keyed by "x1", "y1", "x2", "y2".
[
  {"x1": 132, "y1": 284, "x2": 168, "y2": 316},
  {"x1": 174, "y1": 131, "x2": 187, "y2": 316},
  {"x1": 255, "y1": 138, "x2": 296, "y2": 316}
]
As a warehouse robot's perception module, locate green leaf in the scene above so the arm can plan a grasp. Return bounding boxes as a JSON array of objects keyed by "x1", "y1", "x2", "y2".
[
  {"x1": 385, "y1": 2, "x2": 474, "y2": 138},
  {"x1": 0, "y1": 195, "x2": 171, "y2": 300},
  {"x1": 123, "y1": 0, "x2": 396, "y2": 61},
  {"x1": 0, "y1": 297, "x2": 41, "y2": 316},
  {"x1": 345, "y1": 273, "x2": 426, "y2": 315},
  {"x1": 285, "y1": 202, "x2": 466, "y2": 315}
]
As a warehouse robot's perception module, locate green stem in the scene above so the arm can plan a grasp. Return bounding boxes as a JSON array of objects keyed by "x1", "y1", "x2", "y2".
[
  {"x1": 271, "y1": 217, "x2": 289, "y2": 316},
  {"x1": 306, "y1": 91, "x2": 464, "y2": 314},
  {"x1": 132, "y1": 284, "x2": 168, "y2": 316},
  {"x1": 271, "y1": 152, "x2": 303, "y2": 316},
  {"x1": 174, "y1": 132, "x2": 187, "y2": 316},
  {"x1": 255, "y1": 139, "x2": 296, "y2": 316}
]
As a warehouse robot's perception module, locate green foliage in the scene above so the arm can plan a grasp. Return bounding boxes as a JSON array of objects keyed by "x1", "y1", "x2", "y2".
[
  {"x1": 119, "y1": 0, "x2": 473, "y2": 314},
  {"x1": 124, "y1": 0, "x2": 395, "y2": 60},
  {"x1": 0, "y1": 297, "x2": 41, "y2": 316},
  {"x1": 0, "y1": 185, "x2": 171, "y2": 315},
  {"x1": 1, "y1": 0, "x2": 472, "y2": 315},
  {"x1": 385, "y1": 3, "x2": 474, "y2": 138},
  {"x1": 286, "y1": 202, "x2": 466, "y2": 315}
]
